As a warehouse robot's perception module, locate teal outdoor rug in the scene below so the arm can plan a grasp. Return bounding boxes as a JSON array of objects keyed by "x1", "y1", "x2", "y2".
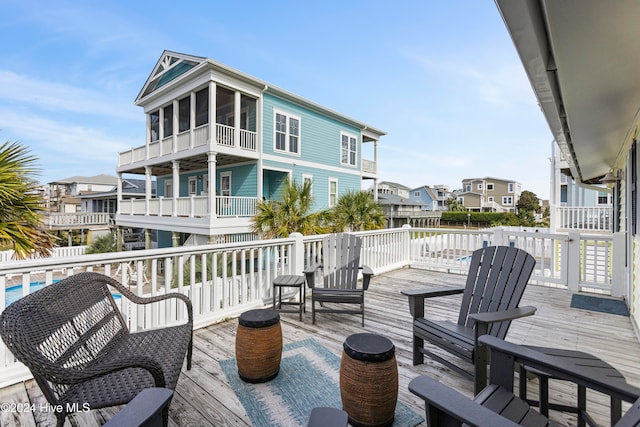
[
  {"x1": 570, "y1": 294, "x2": 629, "y2": 316},
  {"x1": 220, "y1": 338, "x2": 424, "y2": 427}
]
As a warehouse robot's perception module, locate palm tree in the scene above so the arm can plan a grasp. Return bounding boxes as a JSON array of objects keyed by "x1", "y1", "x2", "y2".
[
  {"x1": 250, "y1": 178, "x2": 328, "y2": 238},
  {"x1": 0, "y1": 141, "x2": 55, "y2": 259},
  {"x1": 332, "y1": 190, "x2": 385, "y2": 232}
]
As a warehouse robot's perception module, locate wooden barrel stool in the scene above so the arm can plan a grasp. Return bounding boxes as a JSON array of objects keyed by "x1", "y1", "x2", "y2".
[
  {"x1": 340, "y1": 333, "x2": 398, "y2": 427},
  {"x1": 235, "y1": 309, "x2": 282, "y2": 383}
]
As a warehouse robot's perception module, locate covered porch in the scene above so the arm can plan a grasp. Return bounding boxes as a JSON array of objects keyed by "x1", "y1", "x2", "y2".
[{"x1": 1, "y1": 266, "x2": 639, "y2": 426}]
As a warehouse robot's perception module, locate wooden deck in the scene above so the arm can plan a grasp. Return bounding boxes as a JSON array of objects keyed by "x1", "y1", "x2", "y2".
[{"x1": 2, "y1": 267, "x2": 640, "y2": 426}]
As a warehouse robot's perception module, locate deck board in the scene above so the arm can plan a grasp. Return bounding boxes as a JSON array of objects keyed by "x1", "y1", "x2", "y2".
[{"x1": 2, "y1": 267, "x2": 640, "y2": 426}]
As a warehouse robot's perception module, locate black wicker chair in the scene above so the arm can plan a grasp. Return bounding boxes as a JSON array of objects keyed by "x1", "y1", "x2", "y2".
[{"x1": 0, "y1": 272, "x2": 193, "y2": 427}]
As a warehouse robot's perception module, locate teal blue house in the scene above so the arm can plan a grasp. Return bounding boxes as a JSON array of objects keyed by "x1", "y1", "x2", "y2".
[{"x1": 115, "y1": 51, "x2": 384, "y2": 247}]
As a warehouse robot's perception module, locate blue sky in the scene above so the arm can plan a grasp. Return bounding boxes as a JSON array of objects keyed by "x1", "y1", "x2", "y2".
[{"x1": 0, "y1": 0, "x2": 552, "y2": 199}]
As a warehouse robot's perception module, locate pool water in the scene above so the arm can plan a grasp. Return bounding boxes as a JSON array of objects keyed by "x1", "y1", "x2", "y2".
[{"x1": 5, "y1": 281, "x2": 121, "y2": 307}]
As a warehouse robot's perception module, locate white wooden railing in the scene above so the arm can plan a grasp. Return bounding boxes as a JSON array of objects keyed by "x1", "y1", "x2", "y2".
[
  {"x1": 0, "y1": 226, "x2": 625, "y2": 387},
  {"x1": 117, "y1": 122, "x2": 258, "y2": 167},
  {"x1": 44, "y1": 213, "x2": 112, "y2": 228},
  {"x1": 120, "y1": 196, "x2": 256, "y2": 218},
  {"x1": 556, "y1": 206, "x2": 613, "y2": 232},
  {"x1": 0, "y1": 246, "x2": 87, "y2": 263},
  {"x1": 362, "y1": 158, "x2": 377, "y2": 174}
]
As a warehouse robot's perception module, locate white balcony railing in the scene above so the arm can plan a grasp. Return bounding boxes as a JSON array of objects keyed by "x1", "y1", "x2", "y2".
[
  {"x1": 119, "y1": 196, "x2": 257, "y2": 218},
  {"x1": 556, "y1": 206, "x2": 613, "y2": 232},
  {"x1": 0, "y1": 226, "x2": 627, "y2": 387},
  {"x1": 44, "y1": 213, "x2": 112, "y2": 228},
  {"x1": 118, "y1": 123, "x2": 258, "y2": 167},
  {"x1": 362, "y1": 158, "x2": 377, "y2": 174}
]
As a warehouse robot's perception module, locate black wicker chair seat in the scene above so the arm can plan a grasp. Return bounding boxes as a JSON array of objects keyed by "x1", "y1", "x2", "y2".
[{"x1": 0, "y1": 272, "x2": 193, "y2": 427}]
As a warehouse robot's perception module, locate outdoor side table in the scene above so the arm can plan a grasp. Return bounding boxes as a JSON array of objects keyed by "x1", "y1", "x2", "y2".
[
  {"x1": 273, "y1": 274, "x2": 306, "y2": 321},
  {"x1": 519, "y1": 346, "x2": 627, "y2": 427},
  {"x1": 235, "y1": 309, "x2": 282, "y2": 383},
  {"x1": 340, "y1": 333, "x2": 398, "y2": 427}
]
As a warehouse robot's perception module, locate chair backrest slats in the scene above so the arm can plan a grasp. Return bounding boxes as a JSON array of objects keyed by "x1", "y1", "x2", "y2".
[
  {"x1": 458, "y1": 246, "x2": 535, "y2": 339},
  {"x1": 322, "y1": 233, "x2": 362, "y2": 290}
]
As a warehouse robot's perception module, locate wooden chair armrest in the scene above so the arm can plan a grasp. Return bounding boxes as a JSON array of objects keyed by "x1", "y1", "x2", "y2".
[
  {"x1": 402, "y1": 287, "x2": 466, "y2": 319},
  {"x1": 361, "y1": 265, "x2": 373, "y2": 290},
  {"x1": 304, "y1": 263, "x2": 323, "y2": 288},
  {"x1": 409, "y1": 375, "x2": 520, "y2": 427},
  {"x1": 104, "y1": 387, "x2": 173, "y2": 427},
  {"x1": 469, "y1": 306, "x2": 537, "y2": 324},
  {"x1": 480, "y1": 336, "x2": 640, "y2": 403}
]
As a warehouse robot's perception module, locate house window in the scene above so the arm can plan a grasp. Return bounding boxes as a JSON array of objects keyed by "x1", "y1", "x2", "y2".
[
  {"x1": 274, "y1": 110, "x2": 300, "y2": 154},
  {"x1": 188, "y1": 177, "x2": 197, "y2": 195},
  {"x1": 465, "y1": 184, "x2": 471, "y2": 192},
  {"x1": 508, "y1": 183, "x2": 515, "y2": 193},
  {"x1": 150, "y1": 110, "x2": 159, "y2": 142},
  {"x1": 597, "y1": 191, "x2": 610, "y2": 205},
  {"x1": 329, "y1": 179, "x2": 338, "y2": 207},
  {"x1": 303, "y1": 174, "x2": 313, "y2": 195},
  {"x1": 178, "y1": 96, "x2": 190, "y2": 132},
  {"x1": 414, "y1": 191, "x2": 421, "y2": 197},
  {"x1": 487, "y1": 183, "x2": 494, "y2": 191},
  {"x1": 163, "y1": 104, "x2": 173, "y2": 137},
  {"x1": 340, "y1": 132, "x2": 357, "y2": 166},
  {"x1": 488, "y1": 196, "x2": 494, "y2": 203},
  {"x1": 164, "y1": 181, "x2": 173, "y2": 198},
  {"x1": 220, "y1": 172, "x2": 231, "y2": 197},
  {"x1": 502, "y1": 196, "x2": 513, "y2": 205},
  {"x1": 477, "y1": 183, "x2": 483, "y2": 190},
  {"x1": 195, "y1": 87, "x2": 209, "y2": 127}
]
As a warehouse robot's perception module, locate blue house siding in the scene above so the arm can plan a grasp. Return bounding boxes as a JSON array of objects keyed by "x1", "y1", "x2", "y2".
[
  {"x1": 261, "y1": 159, "x2": 360, "y2": 212},
  {"x1": 409, "y1": 187, "x2": 435, "y2": 211},
  {"x1": 262, "y1": 93, "x2": 362, "y2": 169},
  {"x1": 216, "y1": 163, "x2": 258, "y2": 196}
]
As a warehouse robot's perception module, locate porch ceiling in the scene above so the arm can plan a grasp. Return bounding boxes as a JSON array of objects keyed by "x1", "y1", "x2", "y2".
[
  {"x1": 124, "y1": 152, "x2": 250, "y2": 176},
  {"x1": 495, "y1": 0, "x2": 640, "y2": 184}
]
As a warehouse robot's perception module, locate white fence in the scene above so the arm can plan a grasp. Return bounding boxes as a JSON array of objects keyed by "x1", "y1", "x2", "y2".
[
  {"x1": 556, "y1": 206, "x2": 613, "y2": 232},
  {"x1": 0, "y1": 227, "x2": 623, "y2": 387}
]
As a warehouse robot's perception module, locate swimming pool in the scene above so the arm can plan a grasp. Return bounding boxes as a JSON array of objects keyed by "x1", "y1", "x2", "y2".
[{"x1": 5, "y1": 281, "x2": 121, "y2": 307}]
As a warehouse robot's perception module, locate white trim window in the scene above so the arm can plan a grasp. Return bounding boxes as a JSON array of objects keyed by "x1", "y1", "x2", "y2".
[
  {"x1": 477, "y1": 183, "x2": 483, "y2": 190},
  {"x1": 487, "y1": 183, "x2": 494, "y2": 191},
  {"x1": 274, "y1": 110, "x2": 300, "y2": 155},
  {"x1": 502, "y1": 196, "x2": 513, "y2": 205},
  {"x1": 303, "y1": 174, "x2": 313, "y2": 195},
  {"x1": 164, "y1": 181, "x2": 173, "y2": 198},
  {"x1": 508, "y1": 182, "x2": 515, "y2": 193},
  {"x1": 340, "y1": 132, "x2": 357, "y2": 166},
  {"x1": 465, "y1": 184, "x2": 471, "y2": 192},
  {"x1": 188, "y1": 177, "x2": 197, "y2": 195},
  {"x1": 488, "y1": 196, "x2": 494, "y2": 203},
  {"x1": 220, "y1": 172, "x2": 232, "y2": 197},
  {"x1": 329, "y1": 179, "x2": 338, "y2": 207}
]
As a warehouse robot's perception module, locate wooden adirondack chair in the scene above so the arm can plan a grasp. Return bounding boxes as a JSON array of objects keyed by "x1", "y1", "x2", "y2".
[
  {"x1": 402, "y1": 245, "x2": 537, "y2": 394},
  {"x1": 304, "y1": 233, "x2": 373, "y2": 326},
  {"x1": 409, "y1": 336, "x2": 640, "y2": 427}
]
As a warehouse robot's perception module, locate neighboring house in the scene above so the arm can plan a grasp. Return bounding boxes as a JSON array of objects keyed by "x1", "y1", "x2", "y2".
[
  {"x1": 458, "y1": 177, "x2": 521, "y2": 212},
  {"x1": 377, "y1": 193, "x2": 440, "y2": 229},
  {"x1": 550, "y1": 143, "x2": 612, "y2": 232},
  {"x1": 494, "y1": 1, "x2": 640, "y2": 324},
  {"x1": 409, "y1": 185, "x2": 452, "y2": 211},
  {"x1": 377, "y1": 181, "x2": 410, "y2": 198},
  {"x1": 78, "y1": 179, "x2": 156, "y2": 214},
  {"x1": 48, "y1": 174, "x2": 118, "y2": 213},
  {"x1": 115, "y1": 51, "x2": 385, "y2": 248}
]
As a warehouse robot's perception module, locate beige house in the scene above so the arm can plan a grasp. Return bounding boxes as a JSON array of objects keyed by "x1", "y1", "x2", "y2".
[{"x1": 457, "y1": 177, "x2": 521, "y2": 212}]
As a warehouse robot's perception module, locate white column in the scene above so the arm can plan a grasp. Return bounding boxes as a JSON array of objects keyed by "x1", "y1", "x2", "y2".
[
  {"x1": 172, "y1": 160, "x2": 180, "y2": 217},
  {"x1": 208, "y1": 152, "x2": 217, "y2": 225},
  {"x1": 116, "y1": 173, "x2": 123, "y2": 215},
  {"x1": 234, "y1": 91, "x2": 241, "y2": 147},
  {"x1": 145, "y1": 166, "x2": 152, "y2": 216},
  {"x1": 209, "y1": 82, "x2": 216, "y2": 146},
  {"x1": 190, "y1": 90, "x2": 196, "y2": 148}
]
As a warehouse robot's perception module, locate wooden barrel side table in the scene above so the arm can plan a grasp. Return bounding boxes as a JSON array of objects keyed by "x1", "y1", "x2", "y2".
[
  {"x1": 235, "y1": 309, "x2": 282, "y2": 383},
  {"x1": 340, "y1": 333, "x2": 398, "y2": 427}
]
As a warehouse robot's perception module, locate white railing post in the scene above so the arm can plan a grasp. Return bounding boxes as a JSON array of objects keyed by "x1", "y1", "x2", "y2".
[
  {"x1": 290, "y1": 232, "x2": 305, "y2": 276},
  {"x1": 567, "y1": 231, "x2": 581, "y2": 292},
  {"x1": 402, "y1": 224, "x2": 412, "y2": 263},
  {"x1": 611, "y1": 232, "x2": 626, "y2": 297},
  {"x1": 493, "y1": 227, "x2": 506, "y2": 246}
]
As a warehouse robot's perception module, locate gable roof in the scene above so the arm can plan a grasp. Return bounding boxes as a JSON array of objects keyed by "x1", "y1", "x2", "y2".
[
  {"x1": 377, "y1": 193, "x2": 421, "y2": 206},
  {"x1": 135, "y1": 50, "x2": 386, "y2": 139},
  {"x1": 462, "y1": 177, "x2": 517, "y2": 184}
]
